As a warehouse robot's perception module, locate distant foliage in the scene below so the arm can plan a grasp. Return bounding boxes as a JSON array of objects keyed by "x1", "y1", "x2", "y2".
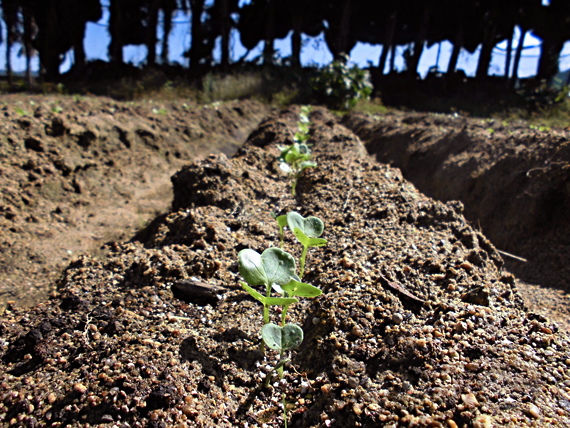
[{"x1": 311, "y1": 55, "x2": 373, "y2": 109}]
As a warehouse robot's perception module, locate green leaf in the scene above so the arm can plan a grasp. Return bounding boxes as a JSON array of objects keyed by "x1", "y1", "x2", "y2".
[
  {"x1": 240, "y1": 281, "x2": 266, "y2": 303},
  {"x1": 281, "y1": 279, "x2": 322, "y2": 298},
  {"x1": 300, "y1": 161, "x2": 317, "y2": 171},
  {"x1": 279, "y1": 162, "x2": 292, "y2": 173},
  {"x1": 238, "y1": 249, "x2": 266, "y2": 286},
  {"x1": 275, "y1": 215, "x2": 288, "y2": 228},
  {"x1": 285, "y1": 150, "x2": 299, "y2": 164},
  {"x1": 294, "y1": 132, "x2": 310, "y2": 143},
  {"x1": 286, "y1": 212, "x2": 325, "y2": 238},
  {"x1": 262, "y1": 323, "x2": 304, "y2": 351},
  {"x1": 238, "y1": 248, "x2": 296, "y2": 287},
  {"x1": 293, "y1": 228, "x2": 327, "y2": 248},
  {"x1": 298, "y1": 121, "x2": 309, "y2": 135},
  {"x1": 241, "y1": 282, "x2": 298, "y2": 306},
  {"x1": 265, "y1": 296, "x2": 299, "y2": 306}
]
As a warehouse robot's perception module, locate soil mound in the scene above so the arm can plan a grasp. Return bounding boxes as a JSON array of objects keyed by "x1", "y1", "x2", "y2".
[
  {"x1": 0, "y1": 95, "x2": 269, "y2": 308},
  {"x1": 1, "y1": 107, "x2": 569, "y2": 427},
  {"x1": 344, "y1": 111, "x2": 570, "y2": 328}
]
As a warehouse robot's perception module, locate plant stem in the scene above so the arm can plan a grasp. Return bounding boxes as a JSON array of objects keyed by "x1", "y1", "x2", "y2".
[
  {"x1": 283, "y1": 393, "x2": 288, "y2": 428},
  {"x1": 299, "y1": 245, "x2": 308, "y2": 278},
  {"x1": 278, "y1": 305, "x2": 289, "y2": 378}
]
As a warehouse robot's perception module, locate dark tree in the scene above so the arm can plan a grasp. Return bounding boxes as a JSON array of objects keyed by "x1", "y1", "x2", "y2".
[
  {"x1": 160, "y1": 0, "x2": 178, "y2": 64},
  {"x1": 534, "y1": 0, "x2": 570, "y2": 81},
  {"x1": 1, "y1": 0, "x2": 21, "y2": 84}
]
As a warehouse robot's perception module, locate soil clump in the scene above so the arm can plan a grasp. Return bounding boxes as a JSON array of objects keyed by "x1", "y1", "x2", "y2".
[
  {"x1": 0, "y1": 95, "x2": 269, "y2": 308},
  {"x1": 344, "y1": 111, "x2": 570, "y2": 330},
  {"x1": 0, "y1": 107, "x2": 569, "y2": 427}
]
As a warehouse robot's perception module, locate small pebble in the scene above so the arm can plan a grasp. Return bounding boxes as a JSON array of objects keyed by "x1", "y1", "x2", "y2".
[
  {"x1": 461, "y1": 393, "x2": 479, "y2": 409},
  {"x1": 351, "y1": 325, "x2": 363, "y2": 337},
  {"x1": 447, "y1": 420, "x2": 458, "y2": 428},
  {"x1": 341, "y1": 257, "x2": 355, "y2": 269},
  {"x1": 472, "y1": 414, "x2": 493, "y2": 428},
  {"x1": 73, "y1": 383, "x2": 88, "y2": 394},
  {"x1": 392, "y1": 313, "x2": 404, "y2": 324},
  {"x1": 348, "y1": 377, "x2": 359, "y2": 388},
  {"x1": 526, "y1": 403, "x2": 541, "y2": 419}
]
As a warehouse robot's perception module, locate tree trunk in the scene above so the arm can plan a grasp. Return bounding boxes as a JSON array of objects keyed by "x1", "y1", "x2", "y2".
[
  {"x1": 3, "y1": 1, "x2": 17, "y2": 85},
  {"x1": 537, "y1": 37, "x2": 564, "y2": 82},
  {"x1": 407, "y1": 6, "x2": 430, "y2": 76},
  {"x1": 510, "y1": 27, "x2": 524, "y2": 87},
  {"x1": 505, "y1": 24, "x2": 514, "y2": 80},
  {"x1": 378, "y1": 11, "x2": 397, "y2": 74},
  {"x1": 23, "y1": 13, "x2": 35, "y2": 85},
  {"x1": 476, "y1": 21, "x2": 497, "y2": 78},
  {"x1": 263, "y1": 0, "x2": 275, "y2": 65},
  {"x1": 389, "y1": 46, "x2": 396, "y2": 73},
  {"x1": 109, "y1": 0, "x2": 124, "y2": 65},
  {"x1": 161, "y1": 5, "x2": 174, "y2": 64},
  {"x1": 336, "y1": 0, "x2": 351, "y2": 58},
  {"x1": 448, "y1": 24, "x2": 463, "y2": 74},
  {"x1": 147, "y1": 0, "x2": 160, "y2": 66},
  {"x1": 189, "y1": 0, "x2": 206, "y2": 69},
  {"x1": 291, "y1": 15, "x2": 302, "y2": 68},
  {"x1": 6, "y1": 41, "x2": 13, "y2": 85},
  {"x1": 220, "y1": 0, "x2": 230, "y2": 70},
  {"x1": 38, "y1": 2, "x2": 59, "y2": 81}
]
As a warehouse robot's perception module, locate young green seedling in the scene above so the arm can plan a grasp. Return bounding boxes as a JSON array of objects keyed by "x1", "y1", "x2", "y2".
[
  {"x1": 271, "y1": 213, "x2": 288, "y2": 249},
  {"x1": 238, "y1": 248, "x2": 299, "y2": 327},
  {"x1": 278, "y1": 143, "x2": 317, "y2": 196},
  {"x1": 277, "y1": 106, "x2": 317, "y2": 196},
  {"x1": 286, "y1": 212, "x2": 327, "y2": 278}
]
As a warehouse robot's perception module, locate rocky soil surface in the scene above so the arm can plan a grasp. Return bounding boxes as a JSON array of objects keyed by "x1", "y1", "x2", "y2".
[
  {"x1": 344, "y1": 112, "x2": 570, "y2": 331},
  {"x1": 1, "y1": 105, "x2": 569, "y2": 427},
  {"x1": 0, "y1": 95, "x2": 269, "y2": 308}
]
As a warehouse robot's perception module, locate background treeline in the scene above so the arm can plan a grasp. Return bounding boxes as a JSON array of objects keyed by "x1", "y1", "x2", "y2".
[{"x1": 1, "y1": 0, "x2": 570, "y2": 85}]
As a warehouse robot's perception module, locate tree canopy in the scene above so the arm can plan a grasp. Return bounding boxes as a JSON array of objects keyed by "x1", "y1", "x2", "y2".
[{"x1": 1, "y1": 0, "x2": 569, "y2": 83}]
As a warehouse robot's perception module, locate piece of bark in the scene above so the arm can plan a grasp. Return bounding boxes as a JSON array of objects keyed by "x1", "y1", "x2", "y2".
[
  {"x1": 377, "y1": 272, "x2": 425, "y2": 309},
  {"x1": 171, "y1": 279, "x2": 228, "y2": 305}
]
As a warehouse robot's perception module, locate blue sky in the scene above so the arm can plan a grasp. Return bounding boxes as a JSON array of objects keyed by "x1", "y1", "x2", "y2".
[{"x1": 1, "y1": 5, "x2": 570, "y2": 80}]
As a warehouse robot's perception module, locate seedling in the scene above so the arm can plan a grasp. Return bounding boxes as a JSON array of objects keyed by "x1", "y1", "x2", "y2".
[
  {"x1": 278, "y1": 106, "x2": 317, "y2": 196},
  {"x1": 286, "y1": 212, "x2": 327, "y2": 278},
  {"x1": 238, "y1": 211, "x2": 326, "y2": 427},
  {"x1": 238, "y1": 248, "x2": 299, "y2": 327},
  {"x1": 294, "y1": 105, "x2": 312, "y2": 143},
  {"x1": 14, "y1": 107, "x2": 29, "y2": 116},
  {"x1": 271, "y1": 213, "x2": 288, "y2": 248}
]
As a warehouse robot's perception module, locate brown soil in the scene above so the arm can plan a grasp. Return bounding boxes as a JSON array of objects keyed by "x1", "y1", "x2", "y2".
[
  {"x1": 343, "y1": 112, "x2": 570, "y2": 331},
  {"x1": 0, "y1": 95, "x2": 269, "y2": 308},
  {"x1": 1, "y1": 105, "x2": 570, "y2": 427}
]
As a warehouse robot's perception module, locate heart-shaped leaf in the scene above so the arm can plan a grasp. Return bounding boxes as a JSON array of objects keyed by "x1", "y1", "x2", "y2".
[
  {"x1": 241, "y1": 282, "x2": 298, "y2": 306},
  {"x1": 238, "y1": 248, "x2": 296, "y2": 287},
  {"x1": 300, "y1": 161, "x2": 317, "y2": 172},
  {"x1": 279, "y1": 162, "x2": 292, "y2": 173},
  {"x1": 297, "y1": 122, "x2": 309, "y2": 135},
  {"x1": 262, "y1": 323, "x2": 304, "y2": 351},
  {"x1": 281, "y1": 279, "x2": 322, "y2": 298},
  {"x1": 275, "y1": 215, "x2": 288, "y2": 228},
  {"x1": 286, "y1": 212, "x2": 324, "y2": 238},
  {"x1": 293, "y1": 228, "x2": 327, "y2": 249}
]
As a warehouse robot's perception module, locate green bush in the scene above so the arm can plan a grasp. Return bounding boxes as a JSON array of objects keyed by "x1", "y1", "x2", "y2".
[{"x1": 311, "y1": 54, "x2": 373, "y2": 109}]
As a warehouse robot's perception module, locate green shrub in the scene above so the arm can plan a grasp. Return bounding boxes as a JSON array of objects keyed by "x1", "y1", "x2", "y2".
[{"x1": 311, "y1": 54, "x2": 373, "y2": 109}]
